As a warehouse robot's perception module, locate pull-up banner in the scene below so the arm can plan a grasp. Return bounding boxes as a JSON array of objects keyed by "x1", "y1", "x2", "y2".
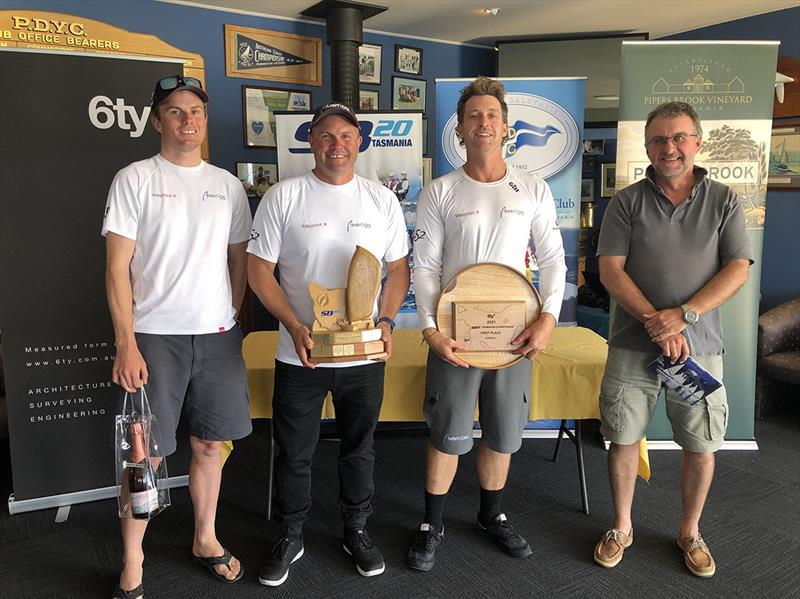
[
  {"x1": 616, "y1": 41, "x2": 779, "y2": 442},
  {"x1": 0, "y1": 50, "x2": 183, "y2": 507},
  {"x1": 434, "y1": 78, "x2": 586, "y2": 325}
]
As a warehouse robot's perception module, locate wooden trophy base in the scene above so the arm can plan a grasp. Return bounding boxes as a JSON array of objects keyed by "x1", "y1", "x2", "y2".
[
  {"x1": 436, "y1": 263, "x2": 542, "y2": 369},
  {"x1": 309, "y1": 327, "x2": 386, "y2": 364}
]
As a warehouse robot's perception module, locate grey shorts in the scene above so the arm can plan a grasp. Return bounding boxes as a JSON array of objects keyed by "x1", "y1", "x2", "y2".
[
  {"x1": 599, "y1": 346, "x2": 728, "y2": 453},
  {"x1": 134, "y1": 324, "x2": 252, "y2": 455},
  {"x1": 424, "y1": 351, "x2": 532, "y2": 455}
]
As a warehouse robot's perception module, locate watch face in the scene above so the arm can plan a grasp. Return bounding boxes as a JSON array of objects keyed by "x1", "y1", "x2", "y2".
[{"x1": 685, "y1": 310, "x2": 698, "y2": 325}]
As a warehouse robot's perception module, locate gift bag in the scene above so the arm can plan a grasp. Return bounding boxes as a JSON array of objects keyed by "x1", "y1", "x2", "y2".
[{"x1": 115, "y1": 387, "x2": 170, "y2": 519}]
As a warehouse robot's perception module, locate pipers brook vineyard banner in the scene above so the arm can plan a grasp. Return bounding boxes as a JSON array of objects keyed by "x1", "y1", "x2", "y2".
[
  {"x1": 434, "y1": 78, "x2": 586, "y2": 325},
  {"x1": 617, "y1": 41, "x2": 779, "y2": 443}
]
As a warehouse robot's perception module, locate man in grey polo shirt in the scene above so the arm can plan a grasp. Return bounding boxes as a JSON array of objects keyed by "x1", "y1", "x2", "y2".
[{"x1": 592, "y1": 101, "x2": 752, "y2": 578}]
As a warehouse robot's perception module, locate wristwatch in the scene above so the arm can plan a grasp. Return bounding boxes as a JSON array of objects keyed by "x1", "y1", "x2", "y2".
[
  {"x1": 376, "y1": 316, "x2": 396, "y2": 332},
  {"x1": 680, "y1": 304, "x2": 699, "y2": 326}
]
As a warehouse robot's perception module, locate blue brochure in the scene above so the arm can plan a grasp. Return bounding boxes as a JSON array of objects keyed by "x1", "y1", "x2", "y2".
[{"x1": 647, "y1": 355, "x2": 722, "y2": 405}]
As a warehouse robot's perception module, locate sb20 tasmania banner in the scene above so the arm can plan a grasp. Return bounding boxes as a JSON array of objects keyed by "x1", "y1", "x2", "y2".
[
  {"x1": 617, "y1": 41, "x2": 779, "y2": 442},
  {"x1": 276, "y1": 111, "x2": 423, "y2": 325},
  {"x1": 434, "y1": 78, "x2": 585, "y2": 325}
]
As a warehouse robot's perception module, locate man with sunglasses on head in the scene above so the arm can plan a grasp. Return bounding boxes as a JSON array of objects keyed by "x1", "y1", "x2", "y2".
[
  {"x1": 593, "y1": 101, "x2": 752, "y2": 578},
  {"x1": 103, "y1": 75, "x2": 252, "y2": 598}
]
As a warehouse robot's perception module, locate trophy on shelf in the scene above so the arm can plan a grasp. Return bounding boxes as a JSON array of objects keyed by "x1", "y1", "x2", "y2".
[
  {"x1": 435, "y1": 262, "x2": 542, "y2": 369},
  {"x1": 307, "y1": 246, "x2": 387, "y2": 364}
]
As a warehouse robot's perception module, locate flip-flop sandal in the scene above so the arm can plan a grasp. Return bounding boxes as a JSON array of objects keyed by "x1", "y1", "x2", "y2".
[
  {"x1": 191, "y1": 548, "x2": 244, "y2": 583},
  {"x1": 112, "y1": 583, "x2": 144, "y2": 599}
]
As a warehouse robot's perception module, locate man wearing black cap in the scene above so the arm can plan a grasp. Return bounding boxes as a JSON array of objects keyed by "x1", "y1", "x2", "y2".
[
  {"x1": 248, "y1": 102, "x2": 410, "y2": 586},
  {"x1": 103, "y1": 75, "x2": 252, "y2": 598}
]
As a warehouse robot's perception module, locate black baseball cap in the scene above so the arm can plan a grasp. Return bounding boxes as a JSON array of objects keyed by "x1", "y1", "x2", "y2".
[
  {"x1": 309, "y1": 102, "x2": 359, "y2": 131},
  {"x1": 150, "y1": 75, "x2": 209, "y2": 109}
]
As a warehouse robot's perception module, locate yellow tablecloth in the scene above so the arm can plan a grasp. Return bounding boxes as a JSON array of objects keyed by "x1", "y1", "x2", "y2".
[
  {"x1": 243, "y1": 327, "x2": 608, "y2": 421},
  {"x1": 242, "y1": 327, "x2": 650, "y2": 480}
]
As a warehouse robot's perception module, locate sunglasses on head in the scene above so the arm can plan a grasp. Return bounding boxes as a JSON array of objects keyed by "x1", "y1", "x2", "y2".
[{"x1": 154, "y1": 75, "x2": 203, "y2": 93}]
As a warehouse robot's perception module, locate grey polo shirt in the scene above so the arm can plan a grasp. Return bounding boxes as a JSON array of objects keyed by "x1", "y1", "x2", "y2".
[{"x1": 597, "y1": 166, "x2": 753, "y2": 356}]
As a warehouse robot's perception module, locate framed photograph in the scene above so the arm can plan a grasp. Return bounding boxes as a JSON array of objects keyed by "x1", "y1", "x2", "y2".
[
  {"x1": 225, "y1": 24, "x2": 322, "y2": 86},
  {"x1": 236, "y1": 162, "x2": 277, "y2": 200},
  {"x1": 422, "y1": 157, "x2": 432, "y2": 186},
  {"x1": 359, "y1": 88, "x2": 379, "y2": 111},
  {"x1": 581, "y1": 179, "x2": 594, "y2": 202},
  {"x1": 395, "y1": 44, "x2": 423, "y2": 75},
  {"x1": 392, "y1": 76, "x2": 426, "y2": 111},
  {"x1": 768, "y1": 119, "x2": 800, "y2": 190},
  {"x1": 583, "y1": 139, "x2": 605, "y2": 156},
  {"x1": 359, "y1": 43, "x2": 382, "y2": 84},
  {"x1": 242, "y1": 85, "x2": 311, "y2": 148},
  {"x1": 601, "y1": 163, "x2": 617, "y2": 197}
]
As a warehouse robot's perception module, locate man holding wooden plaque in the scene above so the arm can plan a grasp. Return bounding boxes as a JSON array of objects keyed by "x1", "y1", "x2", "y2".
[
  {"x1": 247, "y1": 102, "x2": 410, "y2": 586},
  {"x1": 407, "y1": 77, "x2": 567, "y2": 571}
]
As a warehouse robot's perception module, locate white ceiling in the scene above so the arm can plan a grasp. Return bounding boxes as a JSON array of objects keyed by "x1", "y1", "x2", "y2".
[{"x1": 164, "y1": 0, "x2": 797, "y2": 46}]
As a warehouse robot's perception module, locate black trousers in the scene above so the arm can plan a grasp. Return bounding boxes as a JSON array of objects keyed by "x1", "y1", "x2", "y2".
[{"x1": 272, "y1": 359, "x2": 385, "y2": 536}]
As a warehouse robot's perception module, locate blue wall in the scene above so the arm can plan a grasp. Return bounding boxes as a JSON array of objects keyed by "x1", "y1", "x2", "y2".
[
  {"x1": 8, "y1": 0, "x2": 495, "y2": 177},
  {"x1": 667, "y1": 7, "x2": 800, "y2": 312}
]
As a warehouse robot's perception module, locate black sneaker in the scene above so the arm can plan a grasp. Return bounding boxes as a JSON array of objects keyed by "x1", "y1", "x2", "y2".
[
  {"x1": 476, "y1": 513, "x2": 532, "y2": 558},
  {"x1": 407, "y1": 523, "x2": 443, "y2": 572},
  {"x1": 258, "y1": 536, "x2": 304, "y2": 587},
  {"x1": 343, "y1": 529, "x2": 385, "y2": 577}
]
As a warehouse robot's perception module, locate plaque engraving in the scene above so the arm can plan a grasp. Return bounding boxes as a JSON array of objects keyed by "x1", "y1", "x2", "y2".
[{"x1": 453, "y1": 301, "x2": 526, "y2": 351}]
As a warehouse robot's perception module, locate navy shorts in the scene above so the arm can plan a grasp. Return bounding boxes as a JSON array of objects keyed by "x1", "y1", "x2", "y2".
[
  {"x1": 133, "y1": 324, "x2": 252, "y2": 455},
  {"x1": 424, "y1": 351, "x2": 532, "y2": 455}
]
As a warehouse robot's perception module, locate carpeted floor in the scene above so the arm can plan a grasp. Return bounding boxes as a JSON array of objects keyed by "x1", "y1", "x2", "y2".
[{"x1": 0, "y1": 406, "x2": 798, "y2": 598}]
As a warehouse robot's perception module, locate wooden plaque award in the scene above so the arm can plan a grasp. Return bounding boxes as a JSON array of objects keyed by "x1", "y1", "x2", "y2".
[
  {"x1": 435, "y1": 263, "x2": 542, "y2": 369},
  {"x1": 308, "y1": 246, "x2": 387, "y2": 363}
]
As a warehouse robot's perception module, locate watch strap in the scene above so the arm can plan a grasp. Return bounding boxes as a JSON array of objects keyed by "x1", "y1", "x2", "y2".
[{"x1": 376, "y1": 316, "x2": 396, "y2": 331}]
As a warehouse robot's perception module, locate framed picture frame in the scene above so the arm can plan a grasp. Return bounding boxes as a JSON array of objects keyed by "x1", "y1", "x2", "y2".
[
  {"x1": 242, "y1": 85, "x2": 311, "y2": 148},
  {"x1": 601, "y1": 163, "x2": 617, "y2": 197},
  {"x1": 359, "y1": 88, "x2": 379, "y2": 111},
  {"x1": 581, "y1": 179, "x2": 594, "y2": 202},
  {"x1": 225, "y1": 24, "x2": 322, "y2": 86},
  {"x1": 359, "y1": 43, "x2": 382, "y2": 84},
  {"x1": 583, "y1": 139, "x2": 605, "y2": 156},
  {"x1": 768, "y1": 119, "x2": 800, "y2": 190},
  {"x1": 395, "y1": 44, "x2": 423, "y2": 75},
  {"x1": 392, "y1": 76, "x2": 426, "y2": 111},
  {"x1": 422, "y1": 116, "x2": 429, "y2": 156},
  {"x1": 236, "y1": 162, "x2": 277, "y2": 200}
]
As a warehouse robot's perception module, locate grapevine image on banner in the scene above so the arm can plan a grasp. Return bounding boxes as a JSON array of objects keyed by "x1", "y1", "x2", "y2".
[
  {"x1": 435, "y1": 78, "x2": 585, "y2": 325},
  {"x1": 276, "y1": 111, "x2": 423, "y2": 326},
  {"x1": 618, "y1": 41, "x2": 779, "y2": 442}
]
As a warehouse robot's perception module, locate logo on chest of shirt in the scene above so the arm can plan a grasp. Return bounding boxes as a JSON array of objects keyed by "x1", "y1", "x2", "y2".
[
  {"x1": 301, "y1": 222, "x2": 327, "y2": 229},
  {"x1": 151, "y1": 192, "x2": 176, "y2": 199},
  {"x1": 347, "y1": 220, "x2": 372, "y2": 233},
  {"x1": 202, "y1": 191, "x2": 227, "y2": 202},
  {"x1": 455, "y1": 210, "x2": 479, "y2": 219},
  {"x1": 508, "y1": 181, "x2": 520, "y2": 192},
  {"x1": 500, "y1": 206, "x2": 525, "y2": 219}
]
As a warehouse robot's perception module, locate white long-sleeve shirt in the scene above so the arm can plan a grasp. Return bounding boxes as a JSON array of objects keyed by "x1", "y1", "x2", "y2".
[{"x1": 413, "y1": 167, "x2": 567, "y2": 330}]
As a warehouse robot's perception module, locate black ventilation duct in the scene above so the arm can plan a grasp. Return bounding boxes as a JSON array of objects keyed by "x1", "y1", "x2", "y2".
[{"x1": 302, "y1": 0, "x2": 387, "y2": 109}]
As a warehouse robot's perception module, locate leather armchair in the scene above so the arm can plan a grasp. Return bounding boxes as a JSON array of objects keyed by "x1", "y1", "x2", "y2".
[{"x1": 756, "y1": 298, "x2": 800, "y2": 418}]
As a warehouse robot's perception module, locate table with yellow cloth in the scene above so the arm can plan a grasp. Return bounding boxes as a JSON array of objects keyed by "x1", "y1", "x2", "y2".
[{"x1": 240, "y1": 327, "x2": 649, "y2": 516}]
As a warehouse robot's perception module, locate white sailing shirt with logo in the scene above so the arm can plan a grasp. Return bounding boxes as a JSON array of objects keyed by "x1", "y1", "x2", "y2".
[
  {"x1": 413, "y1": 166, "x2": 567, "y2": 330},
  {"x1": 247, "y1": 171, "x2": 409, "y2": 367},
  {"x1": 102, "y1": 154, "x2": 252, "y2": 334}
]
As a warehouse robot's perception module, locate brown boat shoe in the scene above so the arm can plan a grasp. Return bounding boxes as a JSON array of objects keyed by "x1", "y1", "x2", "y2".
[
  {"x1": 677, "y1": 534, "x2": 716, "y2": 578},
  {"x1": 594, "y1": 528, "x2": 633, "y2": 568}
]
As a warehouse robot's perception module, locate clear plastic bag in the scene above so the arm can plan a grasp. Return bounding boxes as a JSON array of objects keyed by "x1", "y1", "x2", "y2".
[{"x1": 115, "y1": 387, "x2": 170, "y2": 519}]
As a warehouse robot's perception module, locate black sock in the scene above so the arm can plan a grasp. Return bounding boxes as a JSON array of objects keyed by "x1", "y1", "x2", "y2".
[
  {"x1": 424, "y1": 491, "x2": 447, "y2": 531},
  {"x1": 479, "y1": 487, "x2": 504, "y2": 526}
]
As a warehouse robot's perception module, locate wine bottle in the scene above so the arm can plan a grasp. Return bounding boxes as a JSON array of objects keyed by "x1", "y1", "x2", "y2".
[{"x1": 128, "y1": 422, "x2": 159, "y2": 519}]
